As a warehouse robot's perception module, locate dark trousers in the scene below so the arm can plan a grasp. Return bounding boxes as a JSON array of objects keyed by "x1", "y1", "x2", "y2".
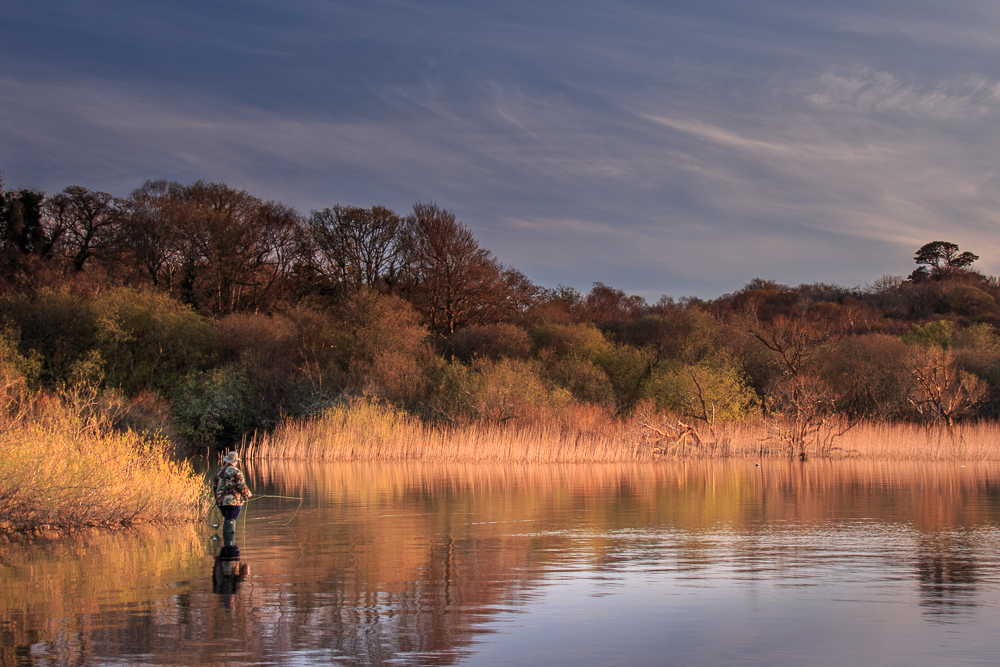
[{"x1": 218, "y1": 505, "x2": 243, "y2": 521}]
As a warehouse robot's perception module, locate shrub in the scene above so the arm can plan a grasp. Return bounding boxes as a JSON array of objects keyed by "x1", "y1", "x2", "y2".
[
  {"x1": 530, "y1": 322, "x2": 610, "y2": 362},
  {"x1": 215, "y1": 311, "x2": 317, "y2": 423},
  {"x1": 620, "y1": 309, "x2": 719, "y2": 364},
  {"x1": 646, "y1": 353, "x2": 759, "y2": 423},
  {"x1": 944, "y1": 285, "x2": 999, "y2": 320},
  {"x1": 954, "y1": 323, "x2": 1000, "y2": 386},
  {"x1": 332, "y1": 290, "x2": 434, "y2": 408},
  {"x1": 427, "y1": 358, "x2": 568, "y2": 423},
  {"x1": 0, "y1": 288, "x2": 99, "y2": 387},
  {"x1": 546, "y1": 356, "x2": 615, "y2": 407},
  {"x1": 282, "y1": 305, "x2": 347, "y2": 398},
  {"x1": 445, "y1": 323, "x2": 532, "y2": 363},
  {"x1": 594, "y1": 343, "x2": 656, "y2": 413},
  {"x1": 903, "y1": 319, "x2": 954, "y2": 349},
  {"x1": 91, "y1": 286, "x2": 213, "y2": 395},
  {"x1": 819, "y1": 334, "x2": 911, "y2": 420},
  {"x1": 171, "y1": 363, "x2": 256, "y2": 444}
]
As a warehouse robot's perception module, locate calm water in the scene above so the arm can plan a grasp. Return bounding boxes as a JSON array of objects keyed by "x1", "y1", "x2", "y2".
[{"x1": 5, "y1": 460, "x2": 1000, "y2": 665}]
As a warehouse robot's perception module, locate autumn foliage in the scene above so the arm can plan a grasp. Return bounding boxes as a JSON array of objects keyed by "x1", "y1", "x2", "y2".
[{"x1": 3, "y1": 176, "x2": 1000, "y2": 459}]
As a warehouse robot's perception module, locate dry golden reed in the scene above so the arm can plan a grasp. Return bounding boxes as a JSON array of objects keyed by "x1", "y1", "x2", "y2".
[
  {"x1": 242, "y1": 399, "x2": 650, "y2": 463},
  {"x1": 0, "y1": 407, "x2": 208, "y2": 532},
  {"x1": 241, "y1": 399, "x2": 1000, "y2": 463}
]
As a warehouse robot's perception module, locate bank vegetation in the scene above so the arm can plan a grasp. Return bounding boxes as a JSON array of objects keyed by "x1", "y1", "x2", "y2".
[{"x1": 3, "y1": 177, "x2": 1000, "y2": 469}]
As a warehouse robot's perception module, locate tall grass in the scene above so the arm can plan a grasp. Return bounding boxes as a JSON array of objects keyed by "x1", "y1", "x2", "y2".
[
  {"x1": 816, "y1": 420, "x2": 1000, "y2": 460},
  {"x1": 241, "y1": 398, "x2": 1000, "y2": 462},
  {"x1": 242, "y1": 399, "x2": 655, "y2": 463},
  {"x1": 0, "y1": 398, "x2": 208, "y2": 533}
]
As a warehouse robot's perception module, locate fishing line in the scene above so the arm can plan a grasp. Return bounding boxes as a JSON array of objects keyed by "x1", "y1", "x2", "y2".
[
  {"x1": 243, "y1": 493, "x2": 305, "y2": 526},
  {"x1": 208, "y1": 494, "x2": 304, "y2": 535}
]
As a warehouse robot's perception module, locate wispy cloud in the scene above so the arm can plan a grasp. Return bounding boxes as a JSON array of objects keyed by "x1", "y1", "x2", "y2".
[
  {"x1": 803, "y1": 70, "x2": 1000, "y2": 119},
  {"x1": 6, "y1": 1, "x2": 1000, "y2": 297}
]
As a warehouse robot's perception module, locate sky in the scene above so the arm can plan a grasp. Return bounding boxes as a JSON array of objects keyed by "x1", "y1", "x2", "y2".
[{"x1": 3, "y1": 0, "x2": 1000, "y2": 300}]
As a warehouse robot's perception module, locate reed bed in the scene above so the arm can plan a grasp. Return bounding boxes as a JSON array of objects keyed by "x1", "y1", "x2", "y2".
[
  {"x1": 241, "y1": 399, "x2": 652, "y2": 463},
  {"x1": 241, "y1": 399, "x2": 1000, "y2": 463},
  {"x1": 818, "y1": 421, "x2": 1000, "y2": 460},
  {"x1": 0, "y1": 411, "x2": 208, "y2": 533}
]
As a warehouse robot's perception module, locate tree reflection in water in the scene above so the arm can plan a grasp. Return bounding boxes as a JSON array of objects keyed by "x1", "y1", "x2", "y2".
[
  {"x1": 3, "y1": 461, "x2": 1000, "y2": 665},
  {"x1": 916, "y1": 533, "x2": 980, "y2": 616}
]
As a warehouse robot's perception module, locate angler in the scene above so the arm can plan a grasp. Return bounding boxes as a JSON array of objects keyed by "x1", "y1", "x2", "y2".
[{"x1": 213, "y1": 451, "x2": 252, "y2": 533}]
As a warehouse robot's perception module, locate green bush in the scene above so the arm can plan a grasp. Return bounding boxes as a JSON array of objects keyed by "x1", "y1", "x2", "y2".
[
  {"x1": 903, "y1": 319, "x2": 954, "y2": 349},
  {"x1": 594, "y1": 343, "x2": 656, "y2": 412},
  {"x1": 427, "y1": 358, "x2": 568, "y2": 423},
  {"x1": 954, "y1": 323, "x2": 1000, "y2": 386},
  {"x1": 92, "y1": 287, "x2": 213, "y2": 395},
  {"x1": 171, "y1": 363, "x2": 256, "y2": 444},
  {"x1": 531, "y1": 322, "x2": 610, "y2": 362},
  {"x1": 545, "y1": 356, "x2": 615, "y2": 407},
  {"x1": 646, "y1": 353, "x2": 759, "y2": 423}
]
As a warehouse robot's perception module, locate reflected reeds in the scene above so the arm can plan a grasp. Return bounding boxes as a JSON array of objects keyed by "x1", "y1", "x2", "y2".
[
  {"x1": 5, "y1": 460, "x2": 1000, "y2": 665},
  {"x1": 249, "y1": 458, "x2": 1000, "y2": 533},
  {"x1": 0, "y1": 524, "x2": 208, "y2": 667}
]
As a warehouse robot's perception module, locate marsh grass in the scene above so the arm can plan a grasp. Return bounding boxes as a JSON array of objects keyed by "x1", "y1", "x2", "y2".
[
  {"x1": 241, "y1": 399, "x2": 654, "y2": 463},
  {"x1": 240, "y1": 398, "x2": 1000, "y2": 462},
  {"x1": 813, "y1": 420, "x2": 1000, "y2": 460},
  {"x1": 0, "y1": 399, "x2": 208, "y2": 532}
]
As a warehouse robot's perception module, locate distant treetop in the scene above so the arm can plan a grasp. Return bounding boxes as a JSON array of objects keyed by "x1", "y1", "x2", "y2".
[{"x1": 910, "y1": 241, "x2": 979, "y2": 282}]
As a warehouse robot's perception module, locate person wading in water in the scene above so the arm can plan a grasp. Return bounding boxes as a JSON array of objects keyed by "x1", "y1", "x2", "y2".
[{"x1": 213, "y1": 451, "x2": 252, "y2": 533}]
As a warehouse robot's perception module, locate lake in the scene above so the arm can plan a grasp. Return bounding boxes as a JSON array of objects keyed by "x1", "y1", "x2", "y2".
[{"x1": 4, "y1": 460, "x2": 1000, "y2": 665}]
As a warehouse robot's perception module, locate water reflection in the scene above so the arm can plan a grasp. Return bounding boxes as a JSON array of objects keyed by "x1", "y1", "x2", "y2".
[
  {"x1": 211, "y1": 533, "x2": 249, "y2": 606},
  {"x1": 3, "y1": 461, "x2": 1000, "y2": 665},
  {"x1": 915, "y1": 532, "x2": 980, "y2": 616}
]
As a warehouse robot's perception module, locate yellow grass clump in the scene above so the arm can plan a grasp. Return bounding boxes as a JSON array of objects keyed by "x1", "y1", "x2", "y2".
[
  {"x1": 240, "y1": 399, "x2": 1000, "y2": 463},
  {"x1": 0, "y1": 408, "x2": 209, "y2": 533}
]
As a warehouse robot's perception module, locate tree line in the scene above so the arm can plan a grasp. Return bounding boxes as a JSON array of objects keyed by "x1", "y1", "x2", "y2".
[
  {"x1": 3, "y1": 175, "x2": 1000, "y2": 448},
  {"x1": 0, "y1": 179, "x2": 537, "y2": 332}
]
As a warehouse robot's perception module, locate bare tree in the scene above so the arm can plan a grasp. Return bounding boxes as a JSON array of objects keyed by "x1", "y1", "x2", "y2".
[
  {"x1": 575, "y1": 282, "x2": 648, "y2": 326},
  {"x1": 906, "y1": 346, "x2": 985, "y2": 425},
  {"x1": 403, "y1": 202, "x2": 533, "y2": 334},
  {"x1": 307, "y1": 205, "x2": 404, "y2": 293},
  {"x1": 45, "y1": 185, "x2": 124, "y2": 272},
  {"x1": 746, "y1": 311, "x2": 857, "y2": 458},
  {"x1": 120, "y1": 180, "x2": 303, "y2": 313},
  {"x1": 120, "y1": 180, "x2": 186, "y2": 289}
]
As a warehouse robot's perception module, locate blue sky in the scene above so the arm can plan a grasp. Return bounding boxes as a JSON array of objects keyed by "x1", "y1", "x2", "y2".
[{"x1": 3, "y1": 0, "x2": 1000, "y2": 299}]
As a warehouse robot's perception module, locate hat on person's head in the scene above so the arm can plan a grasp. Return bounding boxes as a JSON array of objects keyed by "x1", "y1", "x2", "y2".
[{"x1": 223, "y1": 451, "x2": 240, "y2": 464}]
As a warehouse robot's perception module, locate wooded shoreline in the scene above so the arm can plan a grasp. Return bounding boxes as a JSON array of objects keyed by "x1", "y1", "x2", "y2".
[{"x1": 4, "y1": 176, "x2": 1000, "y2": 533}]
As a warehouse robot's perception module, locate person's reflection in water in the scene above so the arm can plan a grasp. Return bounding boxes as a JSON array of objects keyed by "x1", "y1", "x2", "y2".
[{"x1": 212, "y1": 532, "x2": 250, "y2": 609}]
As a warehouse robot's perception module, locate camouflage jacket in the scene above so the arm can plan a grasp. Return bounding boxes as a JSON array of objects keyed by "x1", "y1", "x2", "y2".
[{"x1": 213, "y1": 464, "x2": 251, "y2": 506}]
